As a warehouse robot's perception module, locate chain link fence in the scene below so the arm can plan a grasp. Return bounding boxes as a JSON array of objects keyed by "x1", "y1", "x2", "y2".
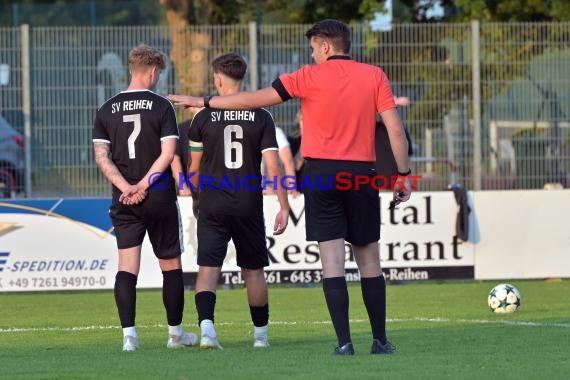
[{"x1": 1, "y1": 22, "x2": 569, "y2": 198}]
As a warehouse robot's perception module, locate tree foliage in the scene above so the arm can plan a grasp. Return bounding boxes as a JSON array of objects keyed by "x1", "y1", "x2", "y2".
[
  {"x1": 0, "y1": 0, "x2": 164, "y2": 26},
  {"x1": 451, "y1": 0, "x2": 570, "y2": 22},
  {"x1": 4, "y1": 0, "x2": 570, "y2": 26},
  {"x1": 159, "y1": 0, "x2": 387, "y2": 25},
  {"x1": 290, "y1": 0, "x2": 387, "y2": 23},
  {"x1": 397, "y1": 0, "x2": 570, "y2": 22}
]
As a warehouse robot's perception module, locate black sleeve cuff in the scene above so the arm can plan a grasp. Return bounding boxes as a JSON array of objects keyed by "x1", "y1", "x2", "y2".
[
  {"x1": 271, "y1": 78, "x2": 292, "y2": 102},
  {"x1": 397, "y1": 168, "x2": 412, "y2": 176}
]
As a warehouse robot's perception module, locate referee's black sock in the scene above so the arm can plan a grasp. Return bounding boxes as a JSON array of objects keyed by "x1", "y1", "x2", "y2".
[
  {"x1": 249, "y1": 304, "x2": 269, "y2": 327},
  {"x1": 361, "y1": 275, "x2": 387, "y2": 344},
  {"x1": 162, "y1": 269, "x2": 184, "y2": 326},
  {"x1": 195, "y1": 291, "x2": 216, "y2": 325},
  {"x1": 114, "y1": 271, "x2": 137, "y2": 328},
  {"x1": 323, "y1": 276, "x2": 351, "y2": 347}
]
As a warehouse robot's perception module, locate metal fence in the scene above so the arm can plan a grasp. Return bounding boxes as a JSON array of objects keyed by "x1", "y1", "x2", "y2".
[{"x1": 1, "y1": 21, "x2": 569, "y2": 198}]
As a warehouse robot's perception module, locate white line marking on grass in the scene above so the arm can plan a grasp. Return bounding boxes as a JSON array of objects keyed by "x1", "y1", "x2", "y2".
[
  {"x1": 397, "y1": 317, "x2": 570, "y2": 328},
  {"x1": 1, "y1": 317, "x2": 569, "y2": 334},
  {"x1": 0, "y1": 325, "x2": 121, "y2": 333}
]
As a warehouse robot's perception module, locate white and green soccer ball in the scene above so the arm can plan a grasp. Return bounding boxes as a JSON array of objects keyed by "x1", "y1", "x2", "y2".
[{"x1": 488, "y1": 283, "x2": 522, "y2": 313}]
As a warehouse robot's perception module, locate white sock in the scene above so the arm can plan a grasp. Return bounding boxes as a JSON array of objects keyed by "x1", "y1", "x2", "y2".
[
  {"x1": 169, "y1": 324, "x2": 183, "y2": 336},
  {"x1": 200, "y1": 319, "x2": 216, "y2": 338},
  {"x1": 123, "y1": 326, "x2": 137, "y2": 338},
  {"x1": 254, "y1": 325, "x2": 268, "y2": 338}
]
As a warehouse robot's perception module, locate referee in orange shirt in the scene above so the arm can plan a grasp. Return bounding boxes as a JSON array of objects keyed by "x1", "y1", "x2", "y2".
[{"x1": 170, "y1": 19, "x2": 412, "y2": 356}]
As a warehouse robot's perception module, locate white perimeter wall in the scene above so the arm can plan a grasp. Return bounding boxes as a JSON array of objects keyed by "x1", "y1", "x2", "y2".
[
  {"x1": 471, "y1": 190, "x2": 570, "y2": 280},
  {"x1": 0, "y1": 190, "x2": 569, "y2": 292}
]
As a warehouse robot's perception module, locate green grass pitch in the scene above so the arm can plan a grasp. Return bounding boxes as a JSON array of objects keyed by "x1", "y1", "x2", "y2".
[{"x1": 1, "y1": 280, "x2": 569, "y2": 379}]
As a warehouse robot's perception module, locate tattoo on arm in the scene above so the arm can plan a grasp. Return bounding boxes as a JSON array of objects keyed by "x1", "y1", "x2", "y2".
[{"x1": 94, "y1": 142, "x2": 127, "y2": 188}]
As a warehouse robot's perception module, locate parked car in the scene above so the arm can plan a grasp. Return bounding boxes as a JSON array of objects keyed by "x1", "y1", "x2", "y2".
[{"x1": 0, "y1": 115, "x2": 25, "y2": 198}]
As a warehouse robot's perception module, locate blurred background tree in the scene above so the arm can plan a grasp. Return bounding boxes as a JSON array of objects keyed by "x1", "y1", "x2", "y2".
[
  {"x1": 158, "y1": 0, "x2": 388, "y2": 97},
  {"x1": 0, "y1": 0, "x2": 165, "y2": 26},
  {"x1": 397, "y1": 0, "x2": 570, "y2": 22}
]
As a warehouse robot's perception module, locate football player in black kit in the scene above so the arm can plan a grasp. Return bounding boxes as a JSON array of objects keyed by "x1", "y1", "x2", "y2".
[
  {"x1": 92, "y1": 44, "x2": 196, "y2": 351},
  {"x1": 187, "y1": 53, "x2": 289, "y2": 349}
]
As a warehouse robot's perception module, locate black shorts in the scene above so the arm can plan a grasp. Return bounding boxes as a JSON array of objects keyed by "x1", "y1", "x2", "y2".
[
  {"x1": 302, "y1": 159, "x2": 380, "y2": 245},
  {"x1": 109, "y1": 191, "x2": 183, "y2": 259},
  {"x1": 197, "y1": 211, "x2": 269, "y2": 269}
]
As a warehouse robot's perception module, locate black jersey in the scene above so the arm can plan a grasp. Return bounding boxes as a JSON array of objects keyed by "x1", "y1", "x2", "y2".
[
  {"x1": 92, "y1": 89, "x2": 179, "y2": 196},
  {"x1": 374, "y1": 120, "x2": 413, "y2": 179},
  {"x1": 189, "y1": 108, "x2": 278, "y2": 216},
  {"x1": 177, "y1": 119, "x2": 192, "y2": 177}
]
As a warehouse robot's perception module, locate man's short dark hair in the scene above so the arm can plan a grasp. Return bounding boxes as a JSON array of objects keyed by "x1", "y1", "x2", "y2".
[
  {"x1": 211, "y1": 53, "x2": 247, "y2": 81},
  {"x1": 305, "y1": 19, "x2": 351, "y2": 54}
]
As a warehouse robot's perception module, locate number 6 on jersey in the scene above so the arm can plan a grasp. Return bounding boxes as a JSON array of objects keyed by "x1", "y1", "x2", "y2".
[{"x1": 224, "y1": 124, "x2": 243, "y2": 169}]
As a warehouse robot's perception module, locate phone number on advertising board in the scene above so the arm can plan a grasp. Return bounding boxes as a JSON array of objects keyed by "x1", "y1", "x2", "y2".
[
  {"x1": 3, "y1": 276, "x2": 107, "y2": 289},
  {"x1": 221, "y1": 270, "x2": 323, "y2": 285}
]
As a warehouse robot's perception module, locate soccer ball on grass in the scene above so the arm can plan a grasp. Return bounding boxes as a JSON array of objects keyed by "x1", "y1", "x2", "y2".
[{"x1": 487, "y1": 283, "x2": 522, "y2": 313}]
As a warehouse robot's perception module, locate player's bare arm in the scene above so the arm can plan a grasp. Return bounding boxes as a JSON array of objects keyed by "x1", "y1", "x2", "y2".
[
  {"x1": 169, "y1": 87, "x2": 283, "y2": 110},
  {"x1": 188, "y1": 147, "x2": 203, "y2": 190},
  {"x1": 381, "y1": 108, "x2": 412, "y2": 204},
  {"x1": 394, "y1": 96, "x2": 410, "y2": 107},
  {"x1": 188, "y1": 147, "x2": 203, "y2": 218},
  {"x1": 137, "y1": 138, "x2": 177, "y2": 191},
  {"x1": 93, "y1": 141, "x2": 143, "y2": 204},
  {"x1": 263, "y1": 150, "x2": 290, "y2": 235},
  {"x1": 171, "y1": 154, "x2": 191, "y2": 196}
]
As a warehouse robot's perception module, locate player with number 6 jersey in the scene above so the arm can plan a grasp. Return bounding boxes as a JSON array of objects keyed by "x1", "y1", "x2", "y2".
[
  {"x1": 188, "y1": 53, "x2": 289, "y2": 350},
  {"x1": 188, "y1": 107, "x2": 278, "y2": 215}
]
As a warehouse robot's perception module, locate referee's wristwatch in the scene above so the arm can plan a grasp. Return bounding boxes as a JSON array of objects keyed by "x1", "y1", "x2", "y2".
[
  {"x1": 398, "y1": 168, "x2": 412, "y2": 176},
  {"x1": 203, "y1": 95, "x2": 213, "y2": 108}
]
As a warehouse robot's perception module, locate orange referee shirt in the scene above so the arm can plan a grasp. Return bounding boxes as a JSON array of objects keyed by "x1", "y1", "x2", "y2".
[{"x1": 272, "y1": 56, "x2": 396, "y2": 162}]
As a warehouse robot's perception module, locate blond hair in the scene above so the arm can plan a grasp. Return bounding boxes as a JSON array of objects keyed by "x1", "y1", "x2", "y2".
[{"x1": 128, "y1": 44, "x2": 166, "y2": 72}]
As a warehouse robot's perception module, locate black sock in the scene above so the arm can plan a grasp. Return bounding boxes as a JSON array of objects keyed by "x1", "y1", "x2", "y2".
[
  {"x1": 114, "y1": 271, "x2": 137, "y2": 328},
  {"x1": 322, "y1": 277, "x2": 351, "y2": 347},
  {"x1": 361, "y1": 275, "x2": 387, "y2": 344},
  {"x1": 195, "y1": 291, "x2": 216, "y2": 325},
  {"x1": 162, "y1": 269, "x2": 184, "y2": 326},
  {"x1": 249, "y1": 304, "x2": 269, "y2": 327}
]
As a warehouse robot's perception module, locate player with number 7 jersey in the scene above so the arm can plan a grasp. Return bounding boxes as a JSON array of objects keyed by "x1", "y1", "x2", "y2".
[
  {"x1": 92, "y1": 89, "x2": 179, "y2": 200},
  {"x1": 92, "y1": 44, "x2": 198, "y2": 353}
]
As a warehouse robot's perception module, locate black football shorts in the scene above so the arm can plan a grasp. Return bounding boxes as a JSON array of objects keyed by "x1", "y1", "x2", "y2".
[
  {"x1": 109, "y1": 190, "x2": 183, "y2": 259},
  {"x1": 197, "y1": 211, "x2": 269, "y2": 269},
  {"x1": 302, "y1": 158, "x2": 380, "y2": 245}
]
